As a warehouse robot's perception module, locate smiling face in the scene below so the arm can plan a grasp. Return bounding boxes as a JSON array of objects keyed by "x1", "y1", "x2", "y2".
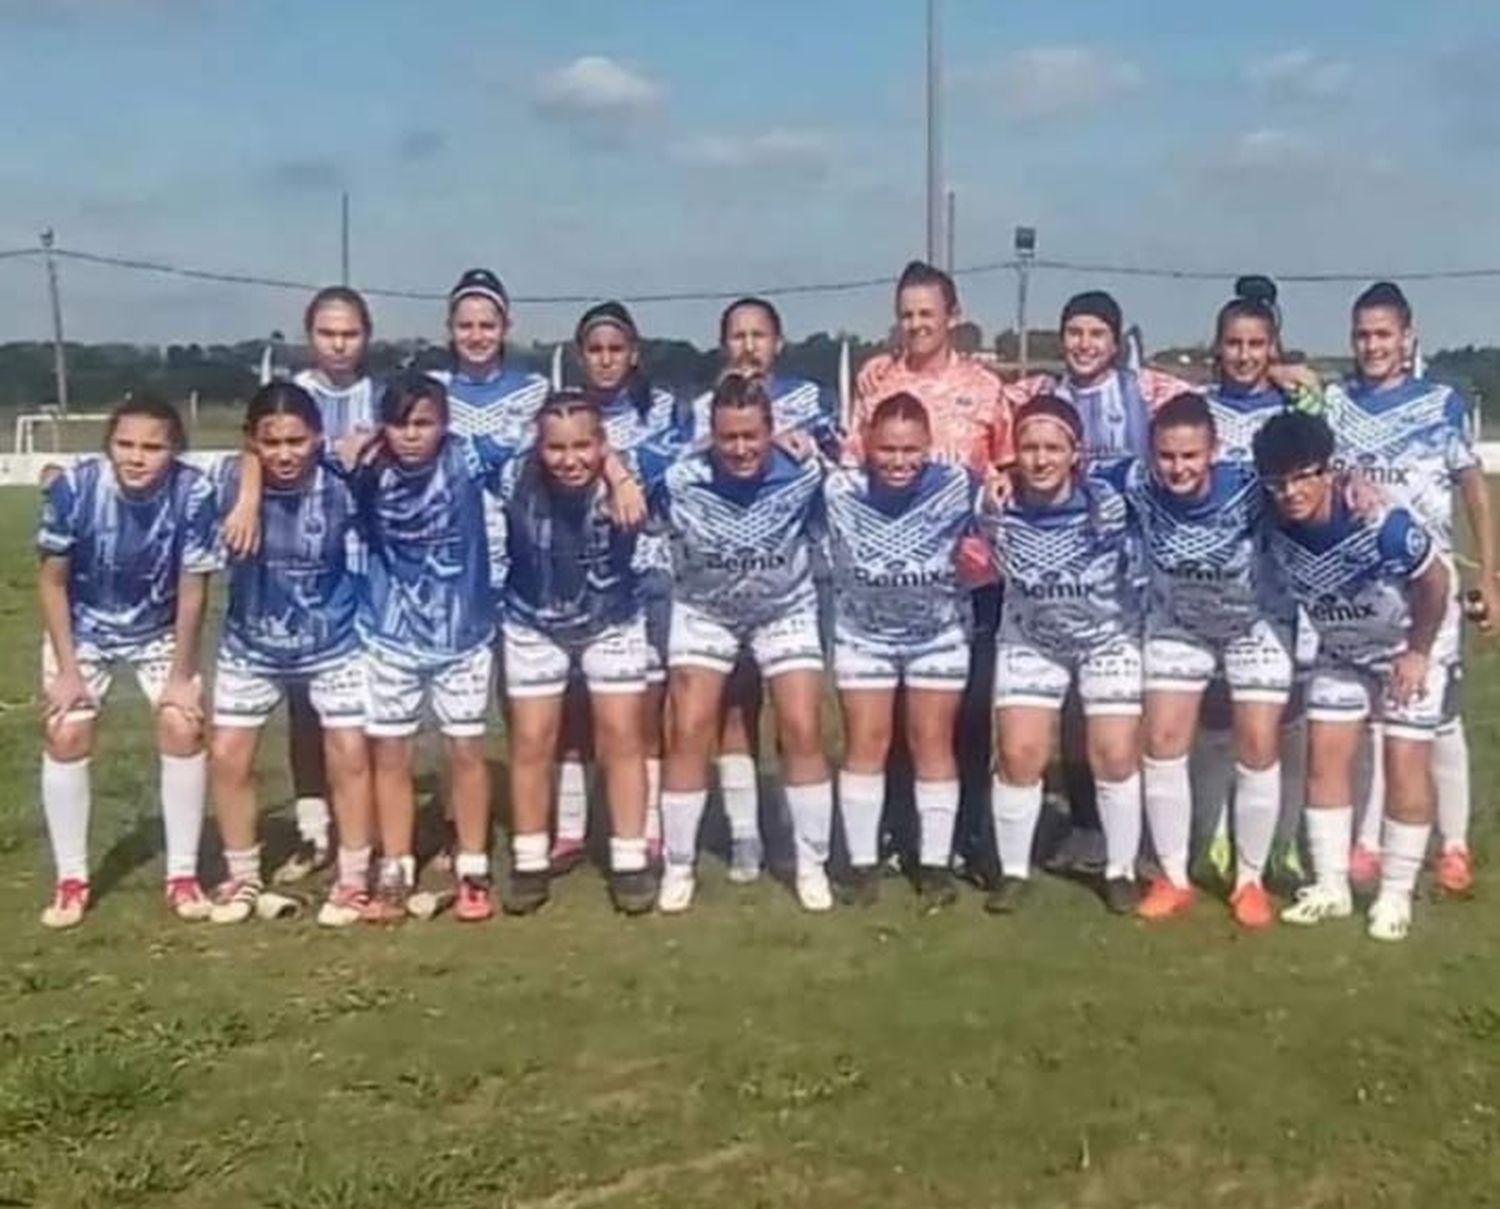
[
  {"x1": 386, "y1": 396, "x2": 446, "y2": 468},
  {"x1": 1352, "y1": 304, "x2": 1410, "y2": 386},
  {"x1": 721, "y1": 304, "x2": 781, "y2": 376},
  {"x1": 1217, "y1": 313, "x2": 1276, "y2": 391},
  {"x1": 107, "y1": 414, "x2": 175, "y2": 493},
  {"x1": 537, "y1": 409, "x2": 605, "y2": 490},
  {"x1": 449, "y1": 295, "x2": 508, "y2": 371},
  {"x1": 711, "y1": 402, "x2": 774, "y2": 479},
  {"x1": 581, "y1": 322, "x2": 638, "y2": 394},
  {"x1": 1151, "y1": 421, "x2": 1214, "y2": 499},
  {"x1": 1014, "y1": 420, "x2": 1078, "y2": 501},
  {"x1": 251, "y1": 412, "x2": 320, "y2": 488},
  {"x1": 896, "y1": 282, "x2": 954, "y2": 362},
  {"x1": 307, "y1": 299, "x2": 368, "y2": 383},
  {"x1": 1062, "y1": 314, "x2": 1119, "y2": 384},
  {"x1": 867, "y1": 414, "x2": 930, "y2": 490}
]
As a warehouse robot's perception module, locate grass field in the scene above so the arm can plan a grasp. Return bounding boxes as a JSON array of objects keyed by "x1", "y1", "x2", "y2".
[{"x1": 0, "y1": 491, "x2": 1497, "y2": 1209}]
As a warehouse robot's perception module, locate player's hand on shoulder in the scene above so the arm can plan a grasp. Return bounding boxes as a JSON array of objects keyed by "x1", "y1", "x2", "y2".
[
  {"x1": 222, "y1": 498, "x2": 261, "y2": 559},
  {"x1": 1341, "y1": 473, "x2": 1385, "y2": 521},
  {"x1": 855, "y1": 352, "x2": 895, "y2": 399},
  {"x1": 602, "y1": 452, "x2": 647, "y2": 531},
  {"x1": 982, "y1": 464, "x2": 1014, "y2": 511},
  {"x1": 774, "y1": 430, "x2": 816, "y2": 463}
]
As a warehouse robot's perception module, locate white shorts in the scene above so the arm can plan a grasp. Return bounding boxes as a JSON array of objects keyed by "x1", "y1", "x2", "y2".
[
  {"x1": 1145, "y1": 618, "x2": 1293, "y2": 703},
  {"x1": 994, "y1": 634, "x2": 1142, "y2": 716},
  {"x1": 364, "y1": 644, "x2": 493, "y2": 739},
  {"x1": 42, "y1": 633, "x2": 178, "y2": 724},
  {"x1": 504, "y1": 616, "x2": 648, "y2": 700},
  {"x1": 834, "y1": 622, "x2": 970, "y2": 692},
  {"x1": 212, "y1": 650, "x2": 367, "y2": 730},
  {"x1": 643, "y1": 586, "x2": 671, "y2": 687},
  {"x1": 1306, "y1": 657, "x2": 1454, "y2": 742},
  {"x1": 668, "y1": 600, "x2": 824, "y2": 679}
]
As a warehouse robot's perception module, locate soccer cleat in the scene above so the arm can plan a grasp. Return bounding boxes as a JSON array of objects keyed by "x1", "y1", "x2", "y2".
[
  {"x1": 1266, "y1": 843, "x2": 1308, "y2": 894},
  {"x1": 657, "y1": 864, "x2": 696, "y2": 914},
  {"x1": 549, "y1": 837, "x2": 587, "y2": 876},
  {"x1": 317, "y1": 883, "x2": 370, "y2": 928},
  {"x1": 272, "y1": 839, "x2": 331, "y2": 886},
  {"x1": 727, "y1": 835, "x2": 764, "y2": 884},
  {"x1": 363, "y1": 869, "x2": 410, "y2": 925},
  {"x1": 165, "y1": 876, "x2": 213, "y2": 921},
  {"x1": 984, "y1": 875, "x2": 1033, "y2": 914},
  {"x1": 608, "y1": 868, "x2": 657, "y2": 916},
  {"x1": 916, "y1": 866, "x2": 959, "y2": 910},
  {"x1": 1046, "y1": 827, "x2": 1107, "y2": 875},
  {"x1": 838, "y1": 866, "x2": 881, "y2": 908},
  {"x1": 1436, "y1": 847, "x2": 1474, "y2": 897},
  {"x1": 1103, "y1": 877, "x2": 1139, "y2": 915},
  {"x1": 209, "y1": 878, "x2": 265, "y2": 925},
  {"x1": 1367, "y1": 894, "x2": 1413, "y2": 942},
  {"x1": 40, "y1": 878, "x2": 90, "y2": 930},
  {"x1": 1349, "y1": 843, "x2": 1381, "y2": 892},
  {"x1": 453, "y1": 876, "x2": 495, "y2": 922},
  {"x1": 502, "y1": 869, "x2": 551, "y2": 916},
  {"x1": 1280, "y1": 882, "x2": 1353, "y2": 926},
  {"x1": 795, "y1": 867, "x2": 834, "y2": 913},
  {"x1": 1135, "y1": 877, "x2": 1195, "y2": 922},
  {"x1": 1230, "y1": 881, "x2": 1275, "y2": 930}
]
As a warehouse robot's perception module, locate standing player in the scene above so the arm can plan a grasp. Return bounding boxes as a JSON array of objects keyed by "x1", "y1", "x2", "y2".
[
  {"x1": 36, "y1": 397, "x2": 216, "y2": 927},
  {"x1": 983, "y1": 396, "x2": 1145, "y2": 915},
  {"x1": 1253, "y1": 411, "x2": 1452, "y2": 940},
  {"x1": 827, "y1": 393, "x2": 979, "y2": 906},
  {"x1": 651, "y1": 374, "x2": 833, "y2": 913}
]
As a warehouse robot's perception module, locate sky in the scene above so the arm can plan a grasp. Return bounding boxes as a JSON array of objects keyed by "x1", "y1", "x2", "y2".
[{"x1": 1, "y1": 0, "x2": 1499, "y2": 353}]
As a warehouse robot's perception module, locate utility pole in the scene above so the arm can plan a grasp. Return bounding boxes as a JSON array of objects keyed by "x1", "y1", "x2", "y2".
[
  {"x1": 925, "y1": 0, "x2": 943, "y2": 265},
  {"x1": 340, "y1": 192, "x2": 351, "y2": 285},
  {"x1": 40, "y1": 229, "x2": 69, "y2": 414},
  {"x1": 945, "y1": 189, "x2": 956, "y2": 274},
  {"x1": 1014, "y1": 226, "x2": 1037, "y2": 376}
]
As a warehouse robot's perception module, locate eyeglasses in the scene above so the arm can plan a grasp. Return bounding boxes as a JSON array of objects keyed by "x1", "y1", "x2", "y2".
[{"x1": 1263, "y1": 465, "x2": 1328, "y2": 495}]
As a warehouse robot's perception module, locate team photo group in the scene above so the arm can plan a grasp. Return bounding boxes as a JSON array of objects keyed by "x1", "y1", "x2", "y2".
[{"x1": 35, "y1": 259, "x2": 1493, "y2": 945}]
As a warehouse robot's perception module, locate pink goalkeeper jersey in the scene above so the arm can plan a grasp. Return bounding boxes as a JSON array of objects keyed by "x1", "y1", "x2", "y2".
[{"x1": 847, "y1": 351, "x2": 1014, "y2": 474}]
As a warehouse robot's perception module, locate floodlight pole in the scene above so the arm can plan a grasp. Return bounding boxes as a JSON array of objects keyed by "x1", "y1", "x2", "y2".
[
  {"x1": 1014, "y1": 226, "x2": 1037, "y2": 376},
  {"x1": 925, "y1": 0, "x2": 943, "y2": 265},
  {"x1": 945, "y1": 189, "x2": 956, "y2": 274},
  {"x1": 340, "y1": 192, "x2": 351, "y2": 286},
  {"x1": 40, "y1": 229, "x2": 69, "y2": 414}
]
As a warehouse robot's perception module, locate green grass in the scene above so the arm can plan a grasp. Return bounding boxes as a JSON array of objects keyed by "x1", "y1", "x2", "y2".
[{"x1": 0, "y1": 491, "x2": 1498, "y2": 1209}]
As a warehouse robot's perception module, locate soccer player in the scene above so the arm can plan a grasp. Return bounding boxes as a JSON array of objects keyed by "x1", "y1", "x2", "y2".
[
  {"x1": 676, "y1": 298, "x2": 839, "y2": 884},
  {"x1": 36, "y1": 397, "x2": 216, "y2": 928},
  {"x1": 651, "y1": 373, "x2": 833, "y2": 914},
  {"x1": 497, "y1": 392, "x2": 656, "y2": 916},
  {"x1": 1317, "y1": 282, "x2": 1494, "y2": 895},
  {"x1": 1253, "y1": 410, "x2": 1452, "y2": 941},
  {"x1": 205, "y1": 382, "x2": 372, "y2": 927},
  {"x1": 1121, "y1": 393, "x2": 1293, "y2": 928},
  {"x1": 983, "y1": 396, "x2": 1144, "y2": 916},
  {"x1": 550, "y1": 302, "x2": 677, "y2": 874},
  {"x1": 826, "y1": 393, "x2": 979, "y2": 907}
]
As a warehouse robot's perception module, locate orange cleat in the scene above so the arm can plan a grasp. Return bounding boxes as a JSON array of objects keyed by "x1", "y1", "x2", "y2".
[
  {"x1": 1436, "y1": 847, "x2": 1474, "y2": 896},
  {"x1": 1135, "y1": 877, "x2": 1195, "y2": 921},
  {"x1": 1231, "y1": 881, "x2": 1275, "y2": 930}
]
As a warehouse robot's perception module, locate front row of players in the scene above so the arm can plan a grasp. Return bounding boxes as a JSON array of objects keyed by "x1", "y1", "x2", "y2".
[{"x1": 37, "y1": 370, "x2": 1459, "y2": 941}]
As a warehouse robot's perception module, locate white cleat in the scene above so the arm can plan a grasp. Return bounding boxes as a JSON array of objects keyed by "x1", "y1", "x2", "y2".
[
  {"x1": 1367, "y1": 894, "x2": 1413, "y2": 943},
  {"x1": 795, "y1": 867, "x2": 834, "y2": 913},
  {"x1": 1280, "y1": 882, "x2": 1354, "y2": 926},
  {"x1": 727, "y1": 836, "x2": 763, "y2": 884},
  {"x1": 40, "y1": 879, "x2": 90, "y2": 930},
  {"x1": 657, "y1": 864, "x2": 696, "y2": 914}
]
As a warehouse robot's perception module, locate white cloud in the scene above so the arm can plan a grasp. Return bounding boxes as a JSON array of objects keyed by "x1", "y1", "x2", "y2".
[
  {"x1": 673, "y1": 128, "x2": 834, "y2": 174},
  {"x1": 1225, "y1": 127, "x2": 1319, "y2": 171},
  {"x1": 973, "y1": 46, "x2": 1142, "y2": 122},
  {"x1": 1245, "y1": 48, "x2": 1352, "y2": 101},
  {"x1": 534, "y1": 56, "x2": 663, "y2": 145}
]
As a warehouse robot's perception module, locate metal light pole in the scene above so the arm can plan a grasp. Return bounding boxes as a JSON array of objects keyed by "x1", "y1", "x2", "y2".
[
  {"x1": 40, "y1": 229, "x2": 69, "y2": 414},
  {"x1": 340, "y1": 192, "x2": 351, "y2": 285},
  {"x1": 1014, "y1": 226, "x2": 1037, "y2": 376},
  {"x1": 945, "y1": 189, "x2": 956, "y2": 274},
  {"x1": 925, "y1": 0, "x2": 943, "y2": 265}
]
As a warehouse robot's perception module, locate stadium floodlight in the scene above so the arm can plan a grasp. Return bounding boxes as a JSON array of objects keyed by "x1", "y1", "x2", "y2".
[{"x1": 1015, "y1": 226, "x2": 1038, "y2": 374}]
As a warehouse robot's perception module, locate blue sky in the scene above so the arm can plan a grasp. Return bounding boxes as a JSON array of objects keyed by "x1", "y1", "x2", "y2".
[{"x1": 1, "y1": 0, "x2": 1498, "y2": 352}]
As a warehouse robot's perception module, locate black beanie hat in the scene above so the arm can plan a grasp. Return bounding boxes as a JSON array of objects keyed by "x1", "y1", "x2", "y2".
[{"x1": 1060, "y1": 290, "x2": 1123, "y2": 342}]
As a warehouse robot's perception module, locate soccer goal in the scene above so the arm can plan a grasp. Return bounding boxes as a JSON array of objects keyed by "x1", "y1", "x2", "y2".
[{"x1": 12, "y1": 410, "x2": 116, "y2": 455}]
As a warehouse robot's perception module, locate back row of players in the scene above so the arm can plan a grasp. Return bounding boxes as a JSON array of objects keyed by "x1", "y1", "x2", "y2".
[{"x1": 36, "y1": 263, "x2": 1492, "y2": 942}]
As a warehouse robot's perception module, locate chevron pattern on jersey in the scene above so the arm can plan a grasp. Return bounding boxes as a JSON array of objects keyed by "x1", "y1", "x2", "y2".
[{"x1": 1270, "y1": 523, "x2": 1384, "y2": 599}]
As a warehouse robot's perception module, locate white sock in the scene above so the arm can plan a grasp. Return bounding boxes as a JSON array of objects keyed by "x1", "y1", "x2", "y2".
[
  {"x1": 336, "y1": 845, "x2": 370, "y2": 889},
  {"x1": 1098, "y1": 771, "x2": 1143, "y2": 881},
  {"x1": 1190, "y1": 727, "x2": 1235, "y2": 853},
  {"x1": 294, "y1": 796, "x2": 331, "y2": 848},
  {"x1": 660, "y1": 788, "x2": 708, "y2": 868},
  {"x1": 1276, "y1": 715, "x2": 1307, "y2": 850},
  {"x1": 41, "y1": 754, "x2": 91, "y2": 883},
  {"x1": 378, "y1": 854, "x2": 415, "y2": 887},
  {"x1": 160, "y1": 752, "x2": 206, "y2": 880},
  {"x1": 610, "y1": 835, "x2": 648, "y2": 873},
  {"x1": 1434, "y1": 723, "x2": 1471, "y2": 853},
  {"x1": 554, "y1": 760, "x2": 588, "y2": 844},
  {"x1": 1233, "y1": 762, "x2": 1280, "y2": 889},
  {"x1": 1142, "y1": 755, "x2": 1191, "y2": 888},
  {"x1": 224, "y1": 845, "x2": 261, "y2": 886},
  {"x1": 991, "y1": 778, "x2": 1042, "y2": 879},
  {"x1": 717, "y1": 754, "x2": 759, "y2": 841},
  {"x1": 511, "y1": 831, "x2": 549, "y2": 874},
  {"x1": 1304, "y1": 807, "x2": 1353, "y2": 894},
  {"x1": 838, "y1": 769, "x2": 885, "y2": 868},
  {"x1": 785, "y1": 780, "x2": 833, "y2": 874},
  {"x1": 1353, "y1": 724, "x2": 1384, "y2": 853},
  {"x1": 1378, "y1": 818, "x2": 1431, "y2": 903},
  {"x1": 455, "y1": 850, "x2": 490, "y2": 880},
  {"x1": 644, "y1": 758, "x2": 663, "y2": 846},
  {"x1": 916, "y1": 779, "x2": 960, "y2": 869}
]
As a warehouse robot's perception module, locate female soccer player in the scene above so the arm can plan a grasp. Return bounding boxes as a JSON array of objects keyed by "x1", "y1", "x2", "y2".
[
  {"x1": 206, "y1": 382, "x2": 372, "y2": 927},
  {"x1": 36, "y1": 397, "x2": 216, "y2": 927},
  {"x1": 826, "y1": 393, "x2": 978, "y2": 907},
  {"x1": 652, "y1": 373, "x2": 833, "y2": 914},
  {"x1": 550, "y1": 302, "x2": 677, "y2": 873},
  {"x1": 984, "y1": 396, "x2": 1144, "y2": 916},
  {"x1": 498, "y1": 391, "x2": 656, "y2": 915}
]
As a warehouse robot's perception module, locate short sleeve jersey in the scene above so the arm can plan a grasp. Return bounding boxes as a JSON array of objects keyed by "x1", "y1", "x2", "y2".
[
  {"x1": 848, "y1": 351, "x2": 1012, "y2": 474},
  {"x1": 292, "y1": 369, "x2": 381, "y2": 440}
]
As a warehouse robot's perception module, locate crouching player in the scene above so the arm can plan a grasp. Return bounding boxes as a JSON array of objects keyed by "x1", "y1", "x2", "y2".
[
  {"x1": 206, "y1": 383, "x2": 372, "y2": 927},
  {"x1": 1254, "y1": 411, "x2": 1452, "y2": 941},
  {"x1": 826, "y1": 392, "x2": 980, "y2": 907},
  {"x1": 36, "y1": 397, "x2": 216, "y2": 927},
  {"x1": 983, "y1": 396, "x2": 1145, "y2": 915},
  {"x1": 497, "y1": 391, "x2": 655, "y2": 916}
]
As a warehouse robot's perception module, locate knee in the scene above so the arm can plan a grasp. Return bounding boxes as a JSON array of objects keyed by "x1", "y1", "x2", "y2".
[
  {"x1": 371, "y1": 737, "x2": 412, "y2": 773},
  {"x1": 508, "y1": 722, "x2": 554, "y2": 765},
  {"x1": 45, "y1": 722, "x2": 92, "y2": 764},
  {"x1": 1237, "y1": 730, "x2": 1280, "y2": 771},
  {"x1": 843, "y1": 719, "x2": 893, "y2": 768},
  {"x1": 777, "y1": 710, "x2": 824, "y2": 760},
  {"x1": 1143, "y1": 719, "x2": 1191, "y2": 761},
  {"x1": 997, "y1": 739, "x2": 1048, "y2": 785},
  {"x1": 324, "y1": 730, "x2": 370, "y2": 777},
  {"x1": 593, "y1": 710, "x2": 644, "y2": 761},
  {"x1": 157, "y1": 706, "x2": 202, "y2": 757},
  {"x1": 1092, "y1": 749, "x2": 1137, "y2": 783}
]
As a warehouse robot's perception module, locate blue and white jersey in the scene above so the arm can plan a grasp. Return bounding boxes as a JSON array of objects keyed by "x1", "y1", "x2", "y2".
[
  {"x1": 1267, "y1": 497, "x2": 1440, "y2": 669},
  {"x1": 1203, "y1": 382, "x2": 1288, "y2": 466},
  {"x1": 494, "y1": 456, "x2": 640, "y2": 645},
  {"x1": 823, "y1": 462, "x2": 976, "y2": 642},
  {"x1": 1052, "y1": 369, "x2": 1151, "y2": 473},
  {"x1": 38, "y1": 456, "x2": 216, "y2": 655},
  {"x1": 681, "y1": 373, "x2": 838, "y2": 453},
  {"x1": 355, "y1": 435, "x2": 499, "y2": 669},
  {"x1": 1322, "y1": 376, "x2": 1478, "y2": 552},
  {"x1": 212, "y1": 457, "x2": 360, "y2": 674},
  {"x1": 429, "y1": 364, "x2": 550, "y2": 449},
  {"x1": 986, "y1": 476, "x2": 1140, "y2": 654},
  {"x1": 645, "y1": 445, "x2": 823, "y2": 629},
  {"x1": 599, "y1": 381, "x2": 678, "y2": 579},
  {"x1": 292, "y1": 369, "x2": 381, "y2": 440},
  {"x1": 1120, "y1": 459, "x2": 1287, "y2": 642}
]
